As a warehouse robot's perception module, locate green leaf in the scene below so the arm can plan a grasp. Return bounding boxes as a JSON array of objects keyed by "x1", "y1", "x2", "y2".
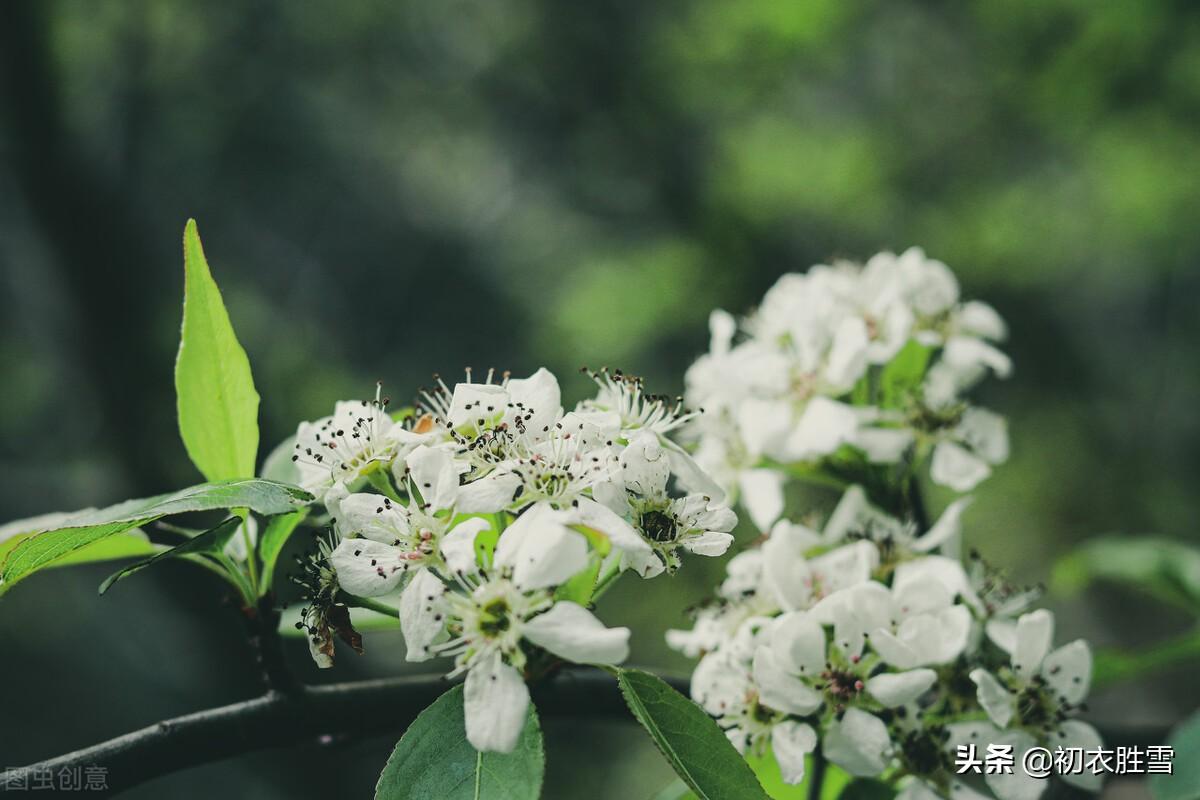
[
  {"x1": 1, "y1": 511, "x2": 155, "y2": 567},
  {"x1": 176, "y1": 219, "x2": 260, "y2": 482},
  {"x1": 838, "y1": 779, "x2": 896, "y2": 800},
  {"x1": 615, "y1": 668, "x2": 769, "y2": 800},
  {"x1": 878, "y1": 339, "x2": 932, "y2": 409},
  {"x1": 1151, "y1": 710, "x2": 1200, "y2": 800},
  {"x1": 1053, "y1": 536, "x2": 1200, "y2": 615},
  {"x1": 0, "y1": 479, "x2": 312, "y2": 595},
  {"x1": 258, "y1": 508, "x2": 310, "y2": 595},
  {"x1": 554, "y1": 557, "x2": 601, "y2": 605},
  {"x1": 375, "y1": 684, "x2": 544, "y2": 800},
  {"x1": 98, "y1": 517, "x2": 242, "y2": 594}
]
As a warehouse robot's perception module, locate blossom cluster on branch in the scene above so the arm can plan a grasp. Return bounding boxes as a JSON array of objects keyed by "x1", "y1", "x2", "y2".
[
  {"x1": 289, "y1": 367, "x2": 736, "y2": 751},
  {"x1": 666, "y1": 249, "x2": 1100, "y2": 800}
]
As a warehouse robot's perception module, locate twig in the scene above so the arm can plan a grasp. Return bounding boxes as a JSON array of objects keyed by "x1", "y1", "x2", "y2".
[{"x1": 0, "y1": 668, "x2": 690, "y2": 797}]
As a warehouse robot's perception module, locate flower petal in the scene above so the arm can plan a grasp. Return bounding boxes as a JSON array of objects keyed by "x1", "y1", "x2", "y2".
[
  {"x1": 866, "y1": 669, "x2": 937, "y2": 707},
  {"x1": 1041, "y1": 639, "x2": 1091, "y2": 706},
  {"x1": 440, "y1": 517, "x2": 491, "y2": 576},
  {"x1": 930, "y1": 441, "x2": 991, "y2": 492},
  {"x1": 405, "y1": 445, "x2": 460, "y2": 510},
  {"x1": 523, "y1": 601, "x2": 630, "y2": 664},
  {"x1": 1013, "y1": 609, "x2": 1054, "y2": 678},
  {"x1": 399, "y1": 567, "x2": 447, "y2": 662},
  {"x1": 772, "y1": 721, "x2": 818, "y2": 785},
  {"x1": 1054, "y1": 720, "x2": 1104, "y2": 791},
  {"x1": 969, "y1": 668, "x2": 1014, "y2": 728},
  {"x1": 680, "y1": 531, "x2": 734, "y2": 557},
  {"x1": 329, "y1": 538, "x2": 408, "y2": 596},
  {"x1": 752, "y1": 646, "x2": 823, "y2": 716},
  {"x1": 823, "y1": 708, "x2": 892, "y2": 777},
  {"x1": 456, "y1": 472, "x2": 521, "y2": 513},
  {"x1": 738, "y1": 469, "x2": 786, "y2": 531},
  {"x1": 464, "y1": 654, "x2": 530, "y2": 753},
  {"x1": 495, "y1": 504, "x2": 589, "y2": 591}
]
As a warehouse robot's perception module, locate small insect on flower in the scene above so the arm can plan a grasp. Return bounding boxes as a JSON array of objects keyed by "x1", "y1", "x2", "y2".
[{"x1": 292, "y1": 532, "x2": 363, "y2": 669}]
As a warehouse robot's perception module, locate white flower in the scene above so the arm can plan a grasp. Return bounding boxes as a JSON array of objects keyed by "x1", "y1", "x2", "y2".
[
  {"x1": 292, "y1": 388, "x2": 406, "y2": 495},
  {"x1": 328, "y1": 445, "x2": 488, "y2": 595},
  {"x1": 968, "y1": 610, "x2": 1101, "y2": 797},
  {"x1": 690, "y1": 617, "x2": 820, "y2": 784},
  {"x1": 929, "y1": 407, "x2": 1009, "y2": 492},
  {"x1": 602, "y1": 432, "x2": 736, "y2": 575},
  {"x1": 400, "y1": 563, "x2": 629, "y2": 752}
]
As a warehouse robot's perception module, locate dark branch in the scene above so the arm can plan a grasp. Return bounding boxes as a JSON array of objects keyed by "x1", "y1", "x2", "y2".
[{"x1": 0, "y1": 669, "x2": 690, "y2": 797}]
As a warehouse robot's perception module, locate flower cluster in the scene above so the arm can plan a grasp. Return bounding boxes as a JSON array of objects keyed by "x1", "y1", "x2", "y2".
[
  {"x1": 670, "y1": 250, "x2": 1101, "y2": 800},
  {"x1": 291, "y1": 368, "x2": 736, "y2": 751},
  {"x1": 684, "y1": 247, "x2": 1011, "y2": 531},
  {"x1": 669, "y1": 488, "x2": 1099, "y2": 800}
]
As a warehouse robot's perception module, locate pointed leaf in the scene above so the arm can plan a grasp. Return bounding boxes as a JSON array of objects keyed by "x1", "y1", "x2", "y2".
[
  {"x1": 176, "y1": 219, "x2": 260, "y2": 482},
  {"x1": 375, "y1": 684, "x2": 544, "y2": 800},
  {"x1": 99, "y1": 517, "x2": 242, "y2": 594},
  {"x1": 615, "y1": 668, "x2": 769, "y2": 800},
  {"x1": 0, "y1": 479, "x2": 312, "y2": 595}
]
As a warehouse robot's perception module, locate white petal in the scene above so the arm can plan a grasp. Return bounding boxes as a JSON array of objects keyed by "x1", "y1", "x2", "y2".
[
  {"x1": 336, "y1": 492, "x2": 411, "y2": 544},
  {"x1": 568, "y1": 497, "x2": 652, "y2": 557},
  {"x1": 448, "y1": 383, "x2": 509, "y2": 433},
  {"x1": 824, "y1": 316, "x2": 870, "y2": 392},
  {"x1": 893, "y1": 556, "x2": 969, "y2": 603},
  {"x1": 738, "y1": 469, "x2": 785, "y2": 531},
  {"x1": 680, "y1": 531, "x2": 734, "y2": 557},
  {"x1": 663, "y1": 437, "x2": 726, "y2": 503},
  {"x1": 986, "y1": 619, "x2": 1017, "y2": 654},
  {"x1": 505, "y1": 368, "x2": 562, "y2": 438},
  {"x1": 1041, "y1": 640, "x2": 1091, "y2": 706},
  {"x1": 1013, "y1": 609, "x2": 1054, "y2": 678},
  {"x1": 853, "y1": 427, "x2": 915, "y2": 464},
  {"x1": 866, "y1": 669, "x2": 937, "y2": 707},
  {"x1": 458, "y1": 472, "x2": 521, "y2": 514},
  {"x1": 464, "y1": 655, "x2": 530, "y2": 753},
  {"x1": 440, "y1": 517, "x2": 491, "y2": 576},
  {"x1": 399, "y1": 568, "x2": 447, "y2": 662},
  {"x1": 691, "y1": 650, "x2": 749, "y2": 716},
  {"x1": 969, "y1": 668, "x2": 1014, "y2": 728},
  {"x1": 405, "y1": 445, "x2": 460, "y2": 510},
  {"x1": 772, "y1": 721, "x2": 818, "y2": 785},
  {"x1": 330, "y1": 538, "x2": 408, "y2": 596},
  {"x1": 915, "y1": 497, "x2": 972, "y2": 552},
  {"x1": 1054, "y1": 720, "x2": 1104, "y2": 791},
  {"x1": 495, "y1": 504, "x2": 589, "y2": 591},
  {"x1": 984, "y1": 731, "x2": 1047, "y2": 800},
  {"x1": 522, "y1": 602, "x2": 630, "y2": 665},
  {"x1": 930, "y1": 441, "x2": 991, "y2": 492},
  {"x1": 958, "y1": 301, "x2": 1007, "y2": 341},
  {"x1": 944, "y1": 336, "x2": 1013, "y2": 379},
  {"x1": 823, "y1": 709, "x2": 892, "y2": 777},
  {"x1": 785, "y1": 397, "x2": 859, "y2": 460},
  {"x1": 957, "y1": 408, "x2": 1009, "y2": 465},
  {"x1": 752, "y1": 646, "x2": 824, "y2": 716},
  {"x1": 619, "y1": 431, "x2": 672, "y2": 497},
  {"x1": 771, "y1": 612, "x2": 827, "y2": 676}
]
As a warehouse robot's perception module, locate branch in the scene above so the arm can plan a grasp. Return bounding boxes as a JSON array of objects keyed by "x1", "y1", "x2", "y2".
[{"x1": 0, "y1": 668, "x2": 690, "y2": 797}]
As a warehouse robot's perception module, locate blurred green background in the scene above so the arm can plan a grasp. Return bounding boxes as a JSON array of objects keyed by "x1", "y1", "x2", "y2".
[{"x1": 1, "y1": 0, "x2": 1198, "y2": 797}]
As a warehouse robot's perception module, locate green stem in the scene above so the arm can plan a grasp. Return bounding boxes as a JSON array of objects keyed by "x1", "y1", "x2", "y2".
[
  {"x1": 240, "y1": 515, "x2": 260, "y2": 596},
  {"x1": 344, "y1": 594, "x2": 400, "y2": 618},
  {"x1": 808, "y1": 749, "x2": 827, "y2": 800}
]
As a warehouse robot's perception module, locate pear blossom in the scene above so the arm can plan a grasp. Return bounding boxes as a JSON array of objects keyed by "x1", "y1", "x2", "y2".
[
  {"x1": 291, "y1": 387, "x2": 410, "y2": 498},
  {"x1": 327, "y1": 445, "x2": 491, "y2": 596},
  {"x1": 398, "y1": 507, "x2": 630, "y2": 752},
  {"x1": 968, "y1": 610, "x2": 1100, "y2": 798},
  {"x1": 597, "y1": 431, "x2": 735, "y2": 576}
]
